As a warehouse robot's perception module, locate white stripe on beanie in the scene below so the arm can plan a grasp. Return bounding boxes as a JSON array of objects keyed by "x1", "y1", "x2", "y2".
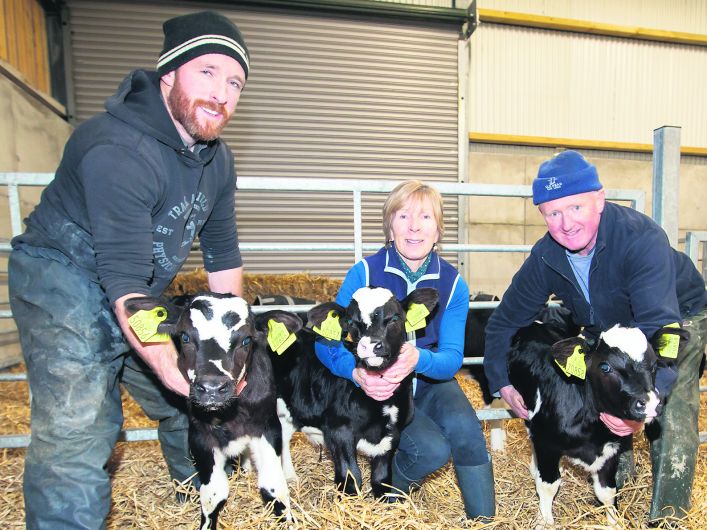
[{"x1": 157, "y1": 34, "x2": 249, "y2": 71}]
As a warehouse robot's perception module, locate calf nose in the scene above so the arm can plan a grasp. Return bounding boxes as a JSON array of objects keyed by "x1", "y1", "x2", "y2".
[{"x1": 194, "y1": 377, "x2": 233, "y2": 401}]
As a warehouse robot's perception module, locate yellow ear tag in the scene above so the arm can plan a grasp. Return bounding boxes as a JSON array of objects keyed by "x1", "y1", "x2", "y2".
[
  {"x1": 128, "y1": 307, "x2": 171, "y2": 343},
  {"x1": 267, "y1": 319, "x2": 296, "y2": 355},
  {"x1": 555, "y1": 345, "x2": 586, "y2": 379},
  {"x1": 405, "y1": 303, "x2": 430, "y2": 333},
  {"x1": 658, "y1": 322, "x2": 681, "y2": 359},
  {"x1": 313, "y1": 311, "x2": 342, "y2": 341}
]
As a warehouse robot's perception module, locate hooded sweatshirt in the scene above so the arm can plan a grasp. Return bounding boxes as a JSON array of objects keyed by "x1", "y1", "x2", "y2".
[{"x1": 12, "y1": 70, "x2": 242, "y2": 304}]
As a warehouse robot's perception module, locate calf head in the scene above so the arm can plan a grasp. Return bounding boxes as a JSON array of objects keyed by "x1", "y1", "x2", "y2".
[
  {"x1": 308, "y1": 287, "x2": 438, "y2": 371},
  {"x1": 125, "y1": 294, "x2": 301, "y2": 411},
  {"x1": 551, "y1": 325, "x2": 665, "y2": 423}
]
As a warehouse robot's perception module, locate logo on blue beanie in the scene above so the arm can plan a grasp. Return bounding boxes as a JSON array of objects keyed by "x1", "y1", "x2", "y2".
[{"x1": 532, "y1": 150, "x2": 602, "y2": 205}]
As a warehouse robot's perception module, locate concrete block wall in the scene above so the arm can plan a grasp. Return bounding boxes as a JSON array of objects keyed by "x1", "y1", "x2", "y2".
[{"x1": 463, "y1": 151, "x2": 707, "y2": 297}]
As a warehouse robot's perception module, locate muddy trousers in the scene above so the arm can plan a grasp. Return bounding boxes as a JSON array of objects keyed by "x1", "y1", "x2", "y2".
[
  {"x1": 9, "y1": 247, "x2": 195, "y2": 530},
  {"x1": 647, "y1": 308, "x2": 706, "y2": 522}
]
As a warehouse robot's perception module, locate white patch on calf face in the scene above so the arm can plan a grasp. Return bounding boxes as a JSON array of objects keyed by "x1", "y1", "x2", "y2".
[
  {"x1": 190, "y1": 296, "x2": 249, "y2": 352},
  {"x1": 352, "y1": 287, "x2": 394, "y2": 327},
  {"x1": 187, "y1": 369, "x2": 196, "y2": 382},
  {"x1": 357, "y1": 336, "x2": 376, "y2": 358},
  {"x1": 644, "y1": 390, "x2": 660, "y2": 423},
  {"x1": 200, "y1": 449, "x2": 229, "y2": 520},
  {"x1": 209, "y1": 359, "x2": 234, "y2": 380},
  {"x1": 600, "y1": 325, "x2": 647, "y2": 362}
]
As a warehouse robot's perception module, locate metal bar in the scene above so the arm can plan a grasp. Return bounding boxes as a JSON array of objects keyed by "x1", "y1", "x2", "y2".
[
  {"x1": 353, "y1": 190, "x2": 363, "y2": 263},
  {"x1": 237, "y1": 242, "x2": 534, "y2": 253},
  {"x1": 8, "y1": 183, "x2": 22, "y2": 237},
  {"x1": 652, "y1": 126, "x2": 682, "y2": 247},
  {"x1": 476, "y1": 409, "x2": 515, "y2": 421},
  {"x1": 685, "y1": 231, "x2": 707, "y2": 270},
  {"x1": 0, "y1": 427, "x2": 160, "y2": 449}
]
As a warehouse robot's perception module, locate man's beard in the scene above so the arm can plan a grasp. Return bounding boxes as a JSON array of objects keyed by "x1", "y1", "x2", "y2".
[{"x1": 168, "y1": 79, "x2": 231, "y2": 142}]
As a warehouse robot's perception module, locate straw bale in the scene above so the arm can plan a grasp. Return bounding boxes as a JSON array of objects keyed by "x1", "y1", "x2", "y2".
[
  {"x1": 164, "y1": 269, "x2": 343, "y2": 305},
  {"x1": 1, "y1": 364, "x2": 706, "y2": 528}
]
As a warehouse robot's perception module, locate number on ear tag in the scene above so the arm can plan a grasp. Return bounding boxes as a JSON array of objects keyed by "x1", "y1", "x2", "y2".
[
  {"x1": 313, "y1": 311, "x2": 342, "y2": 341},
  {"x1": 128, "y1": 307, "x2": 171, "y2": 343},
  {"x1": 555, "y1": 345, "x2": 586, "y2": 379},
  {"x1": 267, "y1": 319, "x2": 296, "y2": 355},
  {"x1": 658, "y1": 323, "x2": 681, "y2": 359}
]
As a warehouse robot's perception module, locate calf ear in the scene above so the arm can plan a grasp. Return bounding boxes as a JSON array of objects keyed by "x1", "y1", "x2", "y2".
[
  {"x1": 122, "y1": 296, "x2": 181, "y2": 334},
  {"x1": 255, "y1": 310, "x2": 303, "y2": 354},
  {"x1": 255, "y1": 310, "x2": 303, "y2": 335},
  {"x1": 651, "y1": 324, "x2": 690, "y2": 360},
  {"x1": 403, "y1": 287, "x2": 439, "y2": 314},
  {"x1": 551, "y1": 336, "x2": 588, "y2": 379},
  {"x1": 307, "y1": 302, "x2": 346, "y2": 341}
]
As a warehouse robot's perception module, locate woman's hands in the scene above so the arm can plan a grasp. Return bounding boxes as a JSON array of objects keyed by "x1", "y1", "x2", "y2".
[{"x1": 353, "y1": 342, "x2": 419, "y2": 401}]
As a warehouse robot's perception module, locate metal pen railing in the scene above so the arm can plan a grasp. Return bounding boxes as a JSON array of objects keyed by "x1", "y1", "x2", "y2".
[{"x1": 3, "y1": 173, "x2": 705, "y2": 450}]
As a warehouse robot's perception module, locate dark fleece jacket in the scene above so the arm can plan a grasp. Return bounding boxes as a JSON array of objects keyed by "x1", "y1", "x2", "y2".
[{"x1": 483, "y1": 201, "x2": 706, "y2": 395}]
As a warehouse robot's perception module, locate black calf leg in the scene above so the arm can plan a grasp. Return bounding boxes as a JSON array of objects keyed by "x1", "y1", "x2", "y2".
[{"x1": 370, "y1": 452, "x2": 393, "y2": 498}]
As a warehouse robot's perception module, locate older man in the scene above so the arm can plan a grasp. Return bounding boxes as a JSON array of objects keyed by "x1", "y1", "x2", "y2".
[
  {"x1": 483, "y1": 150, "x2": 706, "y2": 525},
  {"x1": 9, "y1": 11, "x2": 249, "y2": 529}
]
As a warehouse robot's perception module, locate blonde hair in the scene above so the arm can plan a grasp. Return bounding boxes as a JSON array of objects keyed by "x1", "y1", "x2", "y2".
[{"x1": 382, "y1": 180, "x2": 444, "y2": 247}]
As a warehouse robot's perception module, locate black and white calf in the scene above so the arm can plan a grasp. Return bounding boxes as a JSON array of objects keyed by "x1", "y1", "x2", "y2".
[
  {"x1": 464, "y1": 296, "x2": 580, "y2": 450},
  {"x1": 507, "y1": 322, "x2": 687, "y2": 527},
  {"x1": 125, "y1": 293, "x2": 302, "y2": 529},
  {"x1": 269, "y1": 286, "x2": 438, "y2": 498}
]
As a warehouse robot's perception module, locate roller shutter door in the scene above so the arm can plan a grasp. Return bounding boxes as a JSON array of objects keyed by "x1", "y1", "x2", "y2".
[{"x1": 66, "y1": 0, "x2": 460, "y2": 276}]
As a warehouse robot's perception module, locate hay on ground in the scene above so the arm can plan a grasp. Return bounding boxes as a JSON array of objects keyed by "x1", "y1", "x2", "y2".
[{"x1": 1, "y1": 363, "x2": 706, "y2": 529}]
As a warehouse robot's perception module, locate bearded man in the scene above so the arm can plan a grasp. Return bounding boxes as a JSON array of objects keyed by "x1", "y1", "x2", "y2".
[{"x1": 8, "y1": 11, "x2": 249, "y2": 529}]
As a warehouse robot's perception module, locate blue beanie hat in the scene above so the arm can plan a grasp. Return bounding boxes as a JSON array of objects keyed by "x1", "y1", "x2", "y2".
[{"x1": 532, "y1": 150, "x2": 602, "y2": 205}]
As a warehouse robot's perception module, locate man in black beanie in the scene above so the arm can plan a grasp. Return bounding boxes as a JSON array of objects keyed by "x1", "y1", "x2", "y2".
[
  {"x1": 483, "y1": 150, "x2": 706, "y2": 526},
  {"x1": 9, "y1": 10, "x2": 250, "y2": 529}
]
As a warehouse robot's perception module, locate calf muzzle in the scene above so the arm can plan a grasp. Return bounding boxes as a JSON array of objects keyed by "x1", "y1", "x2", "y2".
[{"x1": 192, "y1": 376, "x2": 235, "y2": 409}]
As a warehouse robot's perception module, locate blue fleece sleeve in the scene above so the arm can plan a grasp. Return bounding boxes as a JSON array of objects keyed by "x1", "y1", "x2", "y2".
[
  {"x1": 314, "y1": 262, "x2": 366, "y2": 381},
  {"x1": 414, "y1": 274, "x2": 469, "y2": 380}
]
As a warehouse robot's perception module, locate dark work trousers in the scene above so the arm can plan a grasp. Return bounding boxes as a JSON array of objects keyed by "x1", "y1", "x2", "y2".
[
  {"x1": 648, "y1": 307, "x2": 706, "y2": 521},
  {"x1": 9, "y1": 246, "x2": 194, "y2": 530},
  {"x1": 392, "y1": 378, "x2": 490, "y2": 484}
]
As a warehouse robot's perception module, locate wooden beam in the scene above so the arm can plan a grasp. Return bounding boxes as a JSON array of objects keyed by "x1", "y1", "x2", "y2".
[
  {"x1": 478, "y1": 8, "x2": 707, "y2": 47},
  {"x1": 469, "y1": 132, "x2": 707, "y2": 158}
]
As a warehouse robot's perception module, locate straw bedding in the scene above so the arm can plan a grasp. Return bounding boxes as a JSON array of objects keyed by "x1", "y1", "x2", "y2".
[{"x1": 1, "y1": 272, "x2": 705, "y2": 529}]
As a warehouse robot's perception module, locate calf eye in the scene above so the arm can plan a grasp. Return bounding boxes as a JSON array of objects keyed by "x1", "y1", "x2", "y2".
[
  {"x1": 598, "y1": 362, "x2": 611, "y2": 373},
  {"x1": 389, "y1": 315, "x2": 400, "y2": 323},
  {"x1": 181, "y1": 333, "x2": 190, "y2": 344},
  {"x1": 242, "y1": 336, "x2": 252, "y2": 347}
]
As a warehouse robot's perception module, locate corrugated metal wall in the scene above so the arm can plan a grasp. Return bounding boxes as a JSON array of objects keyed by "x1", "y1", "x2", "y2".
[
  {"x1": 477, "y1": 0, "x2": 707, "y2": 34},
  {"x1": 66, "y1": 0, "x2": 461, "y2": 277},
  {"x1": 468, "y1": 22, "x2": 707, "y2": 147}
]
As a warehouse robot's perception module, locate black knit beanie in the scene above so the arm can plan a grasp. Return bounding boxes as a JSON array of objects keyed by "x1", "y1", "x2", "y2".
[{"x1": 157, "y1": 11, "x2": 250, "y2": 79}]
